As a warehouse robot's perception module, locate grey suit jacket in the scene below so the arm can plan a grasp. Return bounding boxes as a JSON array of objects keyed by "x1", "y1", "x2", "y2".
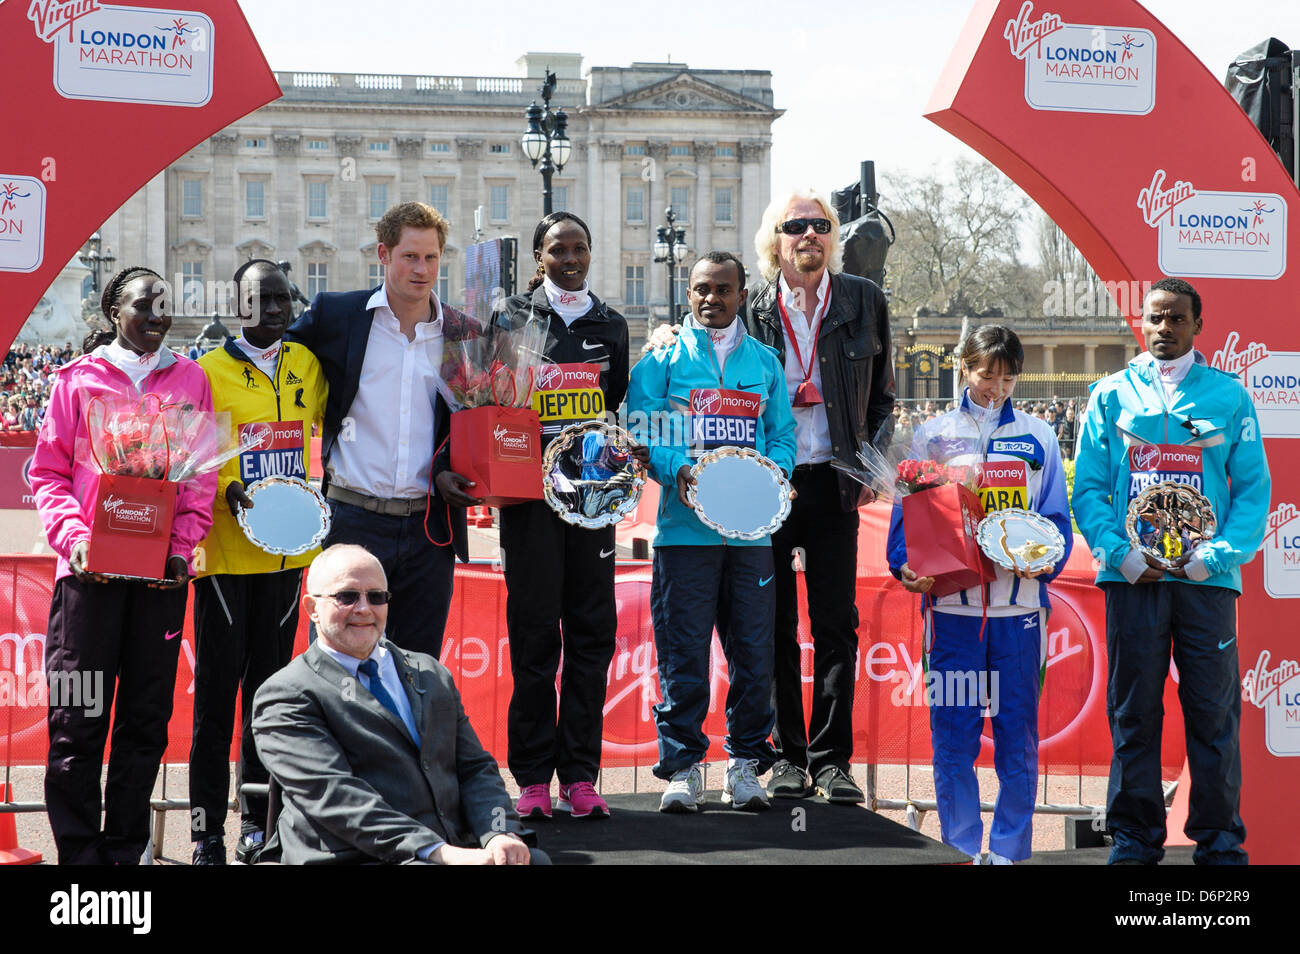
[{"x1": 251, "y1": 638, "x2": 521, "y2": 864}]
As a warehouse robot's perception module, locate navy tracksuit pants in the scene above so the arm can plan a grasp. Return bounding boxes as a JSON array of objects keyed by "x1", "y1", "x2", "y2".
[{"x1": 650, "y1": 545, "x2": 778, "y2": 779}]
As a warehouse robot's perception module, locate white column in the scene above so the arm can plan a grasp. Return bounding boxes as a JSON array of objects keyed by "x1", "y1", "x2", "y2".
[{"x1": 694, "y1": 141, "x2": 713, "y2": 258}]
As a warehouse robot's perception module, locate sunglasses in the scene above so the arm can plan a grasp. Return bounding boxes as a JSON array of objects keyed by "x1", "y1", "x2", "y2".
[
  {"x1": 314, "y1": 589, "x2": 392, "y2": 607},
  {"x1": 777, "y1": 217, "x2": 833, "y2": 235}
]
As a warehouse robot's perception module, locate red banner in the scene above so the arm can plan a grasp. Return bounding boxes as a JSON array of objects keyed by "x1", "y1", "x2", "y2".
[
  {"x1": 0, "y1": 505, "x2": 1187, "y2": 780},
  {"x1": 0, "y1": 0, "x2": 282, "y2": 347}
]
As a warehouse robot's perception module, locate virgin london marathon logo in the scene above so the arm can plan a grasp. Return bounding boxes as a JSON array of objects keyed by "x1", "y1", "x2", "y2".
[
  {"x1": 1211, "y1": 331, "x2": 1300, "y2": 439},
  {"x1": 43, "y1": 3, "x2": 216, "y2": 108},
  {"x1": 1242, "y1": 649, "x2": 1300, "y2": 756},
  {"x1": 1004, "y1": 1, "x2": 1156, "y2": 115},
  {"x1": 1138, "y1": 170, "x2": 1287, "y2": 280},
  {"x1": 0, "y1": 175, "x2": 47, "y2": 273},
  {"x1": 492, "y1": 425, "x2": 532, "y2": 460},
  {"x1": 102, "y1": 494, "x2": 159, "y2": 532}
]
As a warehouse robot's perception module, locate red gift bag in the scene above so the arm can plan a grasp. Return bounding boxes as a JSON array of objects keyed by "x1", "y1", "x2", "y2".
[
  {"x1": 902, "y1": 482, "x2": 994, "y2": 597},
  {"x1": 449, "y1": 405, "x2": 544, "y2": 508},
  {"x1": 86, "y1": 473, "x2": 178, "y2": 581}
]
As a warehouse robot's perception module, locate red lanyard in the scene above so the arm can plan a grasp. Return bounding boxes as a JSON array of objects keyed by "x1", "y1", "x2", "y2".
[
  {"x1": 777, "y1": 285, "x2": 830, "y2": 406},
  {"x1": 777, "y1": 284, "x2": 829, "y2": 382}
]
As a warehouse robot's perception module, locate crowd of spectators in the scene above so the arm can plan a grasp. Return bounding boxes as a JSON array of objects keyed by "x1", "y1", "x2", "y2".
[
  {"x1": 1, "y1": 343, "x2": 78, "y2": 432},
  {"x1": 888, "y1": 395, "x2": 1081, "y2": 459}
]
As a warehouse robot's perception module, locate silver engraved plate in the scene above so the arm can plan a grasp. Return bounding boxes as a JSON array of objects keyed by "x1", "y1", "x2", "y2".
[
  {"x1": 541, "y1": 421, "x2": 644, "y2": 528},
  {"x1": 687, "y1": 446, "x2": 793, "y2": 541},
  {"x1": 976, "y1": 508, "x2": 1065, "y2": 573},
  {"x1": 1126, "y1": 481, "x2": 1217, "y2": 568},
  {"x1": 237, "y1": 476, "x2": 331, "y2": 555}
]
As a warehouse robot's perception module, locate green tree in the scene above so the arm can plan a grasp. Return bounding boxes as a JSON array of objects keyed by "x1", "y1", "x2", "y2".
[{"x1": 881, "y1": 158, "x2": 1036, "y2": 317}]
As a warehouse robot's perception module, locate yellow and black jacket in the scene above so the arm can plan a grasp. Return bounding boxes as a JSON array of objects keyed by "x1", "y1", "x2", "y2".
[{"x1": 195, "y1": 338, "x2": 328, "y2": 576}]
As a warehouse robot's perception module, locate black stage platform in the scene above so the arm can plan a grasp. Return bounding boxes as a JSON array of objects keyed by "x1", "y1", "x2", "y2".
[
  {"x1": 530, "y1": 792, "x2": 1200, "y2": 865},
  {"x1": 534, "y1": 791, "x2": 969, "y2": 865}
]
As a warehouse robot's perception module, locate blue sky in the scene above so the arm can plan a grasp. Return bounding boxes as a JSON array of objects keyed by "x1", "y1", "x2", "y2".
[{"x1": 240, "y1": 0, "x2": 1298, "y2": 207}]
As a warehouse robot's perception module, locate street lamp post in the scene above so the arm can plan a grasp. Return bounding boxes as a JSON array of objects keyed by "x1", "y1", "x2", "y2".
[
  {"x1": 653, "y1": 207, "x2": 690, "y2": 325},
  {"x1": 520, "y1": 70, "x2": 571, "y2": 217},
  {"x1": 82, "y1": 231, "x2": 116, "y2": 295}
]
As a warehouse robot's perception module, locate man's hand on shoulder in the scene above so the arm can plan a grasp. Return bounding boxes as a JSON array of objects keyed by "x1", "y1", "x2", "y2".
[{"x1": 432, "y1": 833, "x2": 530, "y2": 865}]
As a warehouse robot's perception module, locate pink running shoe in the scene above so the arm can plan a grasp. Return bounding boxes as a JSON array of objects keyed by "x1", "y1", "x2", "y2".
[
  {"x1": 516, "y1": 784, "x2": 552, "y2": 819},
  {"x1": 557, "y1": 781, "x2": 610, "y2": 819}
]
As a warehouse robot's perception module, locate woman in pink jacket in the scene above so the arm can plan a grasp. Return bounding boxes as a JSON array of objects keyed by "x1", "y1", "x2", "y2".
[{"x1": 30, "y1": 266, "x2": 217, "y2": 864}]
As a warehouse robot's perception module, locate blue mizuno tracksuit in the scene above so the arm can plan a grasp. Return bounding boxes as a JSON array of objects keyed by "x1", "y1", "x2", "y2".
[{"x1": 887, "y1": 392, "x2": 1072, "y2": 860}]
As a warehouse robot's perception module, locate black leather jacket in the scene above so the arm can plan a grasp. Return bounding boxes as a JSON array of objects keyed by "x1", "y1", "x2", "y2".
[{"x1": 742, "y1": 272, "x2": 896, "y2": 511}]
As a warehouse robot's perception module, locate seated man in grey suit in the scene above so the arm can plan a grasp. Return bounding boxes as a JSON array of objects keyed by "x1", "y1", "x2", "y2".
[{"x1": 252, "y1": 544, "x2": 541, "y2": 864}]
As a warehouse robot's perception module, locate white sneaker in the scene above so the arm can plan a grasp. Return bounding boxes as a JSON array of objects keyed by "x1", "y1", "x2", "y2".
[
  {"x1": 722, "y1": 758, "x2": 770, "y2": 812},
  {"x1": 659, "y1": 764, "x2": 704, "y2": 813},
  {"x1": 986, "y1": 850, "x2": 1014, "y2": 865}
]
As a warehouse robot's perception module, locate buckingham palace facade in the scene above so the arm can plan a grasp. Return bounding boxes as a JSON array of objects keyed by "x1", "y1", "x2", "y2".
[{"x1": 94, "y1": 52, "x2": 782, "y2": 346}]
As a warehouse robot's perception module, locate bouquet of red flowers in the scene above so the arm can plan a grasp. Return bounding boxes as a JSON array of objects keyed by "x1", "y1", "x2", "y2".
[
  {"x1": 896, "y1": 459, "x2": 977, "y2": 495},
  {"x1": 83, "y1": 393, "x2": 245, "y2": 481},
  {"x1": 445, "y1": 313, "x2": 551, "y2": 507},
  {"x1": 79, "y1": 394, "x2": 241, "y2": 581},
  {"x1": 899, "y1": 458, "x2": 992, "y2": 597},
  {"x1": 443, "y1": 313, "x2": 551, "y2": 409}
]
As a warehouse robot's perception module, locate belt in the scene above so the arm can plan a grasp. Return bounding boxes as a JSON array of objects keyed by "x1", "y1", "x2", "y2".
[
  {"x1": 793, "y1": 461, "x2": 833, "y2": 474},
  {"x1": 326, "y1": 484, "x2": 427, "y2": 516}
]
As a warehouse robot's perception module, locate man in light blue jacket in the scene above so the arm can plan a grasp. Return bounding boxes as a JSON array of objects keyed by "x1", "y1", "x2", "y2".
[
  {"x1": 1074, "y1": 277, "x2": 1270, "y2": 865},
  {"x1": 627, "y1": 251, "x2": 796, "y2": 814}
]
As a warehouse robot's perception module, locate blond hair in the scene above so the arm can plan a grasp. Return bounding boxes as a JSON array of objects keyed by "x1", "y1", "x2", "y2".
[
  {"x1": 754, "y1": 188, "x2": 843, "y2": 283},
  {"x1": 376, "y1": 201, "x2": 449, "y2": 250}
]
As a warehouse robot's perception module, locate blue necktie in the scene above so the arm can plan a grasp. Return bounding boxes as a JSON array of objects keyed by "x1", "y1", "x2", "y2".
[{"x1": 357, "y1": 658, "x2": 415, "y2": 743}]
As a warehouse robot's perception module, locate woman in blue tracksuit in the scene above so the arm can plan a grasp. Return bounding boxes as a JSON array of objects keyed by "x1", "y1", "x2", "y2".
[{"x1": 887, "y1": 325, "x2": 1072, "y2": 864}]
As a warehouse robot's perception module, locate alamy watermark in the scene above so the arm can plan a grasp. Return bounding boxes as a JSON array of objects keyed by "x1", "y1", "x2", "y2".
[{"x1": 1041, "y1": 279, "x2": 1154, "y2": 319}]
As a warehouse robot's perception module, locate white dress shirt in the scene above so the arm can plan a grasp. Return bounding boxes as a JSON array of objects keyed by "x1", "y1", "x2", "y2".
[
  {"x1": 318, "y1": 639, "x2": 420, "y2": 742},
  {"x1": 778, "y1": 271, "x2": 833, "y2": 465},
  {"x1": 329, "y1": 285, "x2": 452, "y2": 499}
]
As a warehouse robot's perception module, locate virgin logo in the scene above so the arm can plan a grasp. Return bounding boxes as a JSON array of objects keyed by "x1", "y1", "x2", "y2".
[
  {"x1": 243, "y1": 423, "x2": 273, "y2": 450},
  {"x1": 1241, "y1": 650, "x2": 1300, "y2": 708},
  {"x1": 27, "y1": 0, "x2": 102, "y2": 42},
  {"x1": 691, "y1": 391, "x2": 721, "y2": 415},
  {"x1": 1132, "y1": 444, "x2": 1161, "y2": 471},
  {"x1": 1137, "y1": 169, "x2": 1197, "y2": 227},
  {"x1": 493, "y1": 425, "x2": 509, "y2": 442},
  {"x1": 102, "y1": 494, "x2": 126, "y2": 515},
  {"x1": 1003, "y1": 1, "x2": 1064, "y2": 60},
  {"x1": 535, "y1": 364, "x2": 563, "y2": 391},
  {"x1": 1267, "y1": 502, "x2": 1299, "y2": 541},
  {"x1": 1211, "y1": 330, "x2": 1270, "y2": 378}
]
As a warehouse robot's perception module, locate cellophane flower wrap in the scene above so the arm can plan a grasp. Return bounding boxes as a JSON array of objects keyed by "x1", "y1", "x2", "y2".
[
  {"x1": 442, "y1": 312, "x2": 552, "y2": 409},
  {"x1": 895, "y1": 459, "x2": 978, "y2": 496},
  {"x1": 82, "y1": 393, "x2": 243, "y2": 482}
]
